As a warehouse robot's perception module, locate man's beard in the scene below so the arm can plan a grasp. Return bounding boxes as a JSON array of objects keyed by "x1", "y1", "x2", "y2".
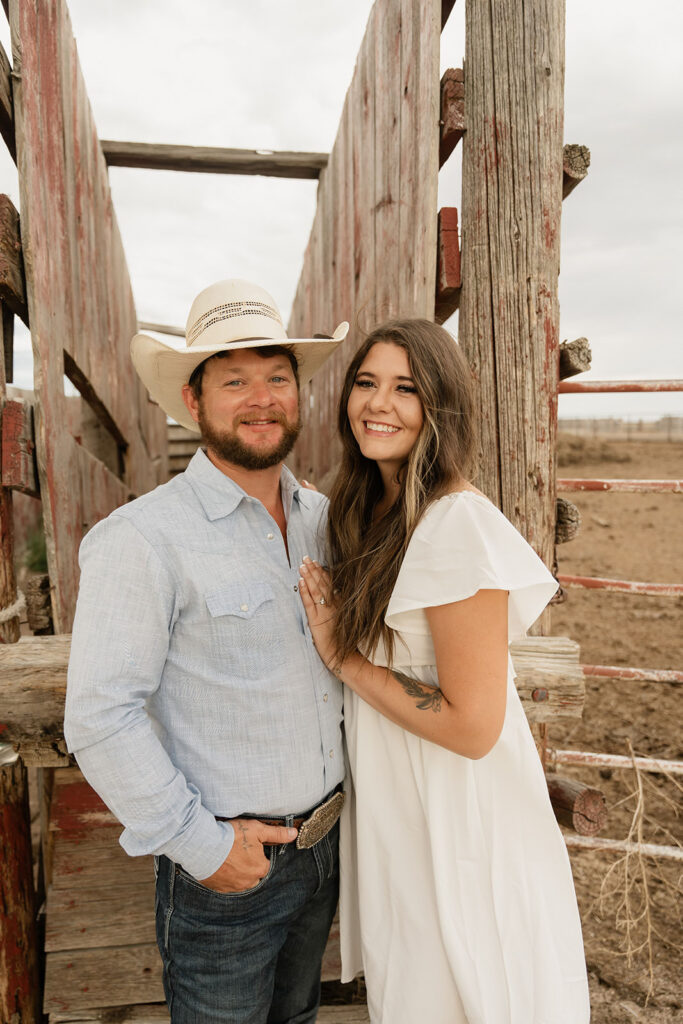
[{"x1": 198, "y1": 404, "x2": 302, "y2": 470}]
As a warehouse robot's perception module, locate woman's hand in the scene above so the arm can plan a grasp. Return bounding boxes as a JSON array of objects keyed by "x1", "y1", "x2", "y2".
[{"x1": 298, "y1": 558, "x2": 339, "y2": 670}]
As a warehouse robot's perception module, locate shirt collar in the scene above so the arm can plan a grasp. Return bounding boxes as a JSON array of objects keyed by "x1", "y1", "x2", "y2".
[{"x1": 184, "y1": 448, "x2": 306, "y2": 522}]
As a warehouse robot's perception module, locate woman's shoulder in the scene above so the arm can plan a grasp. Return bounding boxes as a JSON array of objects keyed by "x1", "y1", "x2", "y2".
[{"x1": 416, "y1": 486, "x2": 503, "y2": 532}]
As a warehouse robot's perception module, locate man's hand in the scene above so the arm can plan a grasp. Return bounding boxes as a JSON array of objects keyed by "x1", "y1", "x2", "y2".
[{"x1": 198, "y1": 818, "x2": 297, "y2": 893}]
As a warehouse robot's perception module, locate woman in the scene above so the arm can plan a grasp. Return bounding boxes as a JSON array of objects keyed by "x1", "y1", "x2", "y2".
[{"x1": 298, "y1": 320, "x2": 590, "y2": 1024}]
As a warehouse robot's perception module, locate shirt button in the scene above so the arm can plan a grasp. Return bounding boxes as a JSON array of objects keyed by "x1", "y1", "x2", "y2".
[
  {"x1": 323, "y1": 693, "x2": 329, "y2": 702},
  {"x1": 329, "y1": 750, "x2": 334, "y2": 758},
  {"x1": 240, "y1": 603, "x2": 249, "y2": 611},
  {"x1": 267, "y1": 532, "x2": 274, "y2": 540},
  {"x1": 293, "y1": 585, "x2": 298, "y2": 592}
]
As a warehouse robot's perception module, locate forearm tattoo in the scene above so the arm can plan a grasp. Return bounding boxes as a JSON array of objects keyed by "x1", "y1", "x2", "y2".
[{"x1": 392, "y1": 669, "x2": 443, "y2": 713}]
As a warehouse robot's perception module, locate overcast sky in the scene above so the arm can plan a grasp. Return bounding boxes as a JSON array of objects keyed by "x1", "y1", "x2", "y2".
[{"x1": 1, "y1": 1, "x2": 681, "y2": 420}]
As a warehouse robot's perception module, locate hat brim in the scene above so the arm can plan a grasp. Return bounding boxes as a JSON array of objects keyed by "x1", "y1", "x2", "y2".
[{"x1": 131, "y1": 323, "x2": 349, "y2": 433}]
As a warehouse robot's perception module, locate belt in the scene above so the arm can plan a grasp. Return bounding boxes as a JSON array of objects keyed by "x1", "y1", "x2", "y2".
[{"x1": 217, "y1": 785, "x2": 345, "y2": 851}]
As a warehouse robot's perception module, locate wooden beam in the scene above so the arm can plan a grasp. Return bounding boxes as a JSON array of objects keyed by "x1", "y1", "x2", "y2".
[
  {"x1": 458, "y1": 0, "x2": 565, "y2": 606},
  {"x1": 439, "y1": 68, "x2": 464, "y2": 166},
  {"x1": 1, "y1": 396, "x2": 39, "y2": 497},
  {"x1": 0, "y1": 634, "x2": 584, "y2": 763},
  {"x1": 0, "y1": 194, "x2": 28, "y2": 325},
  {"x1": 559, "y1": 336, "x2": 591, "y2": 379},
  {"x1": 434, "y1": 207, "x2": 461, "y2": 324},
  {"x1": 562, "y1": 143, "x2": 590, "y2": 199},
  {"x1": 101, "y1": 140, "x2": 328, "y2": 180},
  {"x1": 0, "y1": 39, "x2": 14, "y2": 162}
]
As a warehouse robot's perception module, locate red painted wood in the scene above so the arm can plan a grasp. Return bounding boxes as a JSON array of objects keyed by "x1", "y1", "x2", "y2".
[
  {"x1": 557, "y1": 478, "x2": 682, "y2": 493},
  {"x1": 559, "y1": 379, "x2": 683, "y2": 393},
  {"x1": 558, "y1": 574, "x2": 683, "y2": 597},
  {"x1": 0, "y1": 761, "x2": 40, "y2": 1023},
  {"x1": 435, "y1": 206, "x2": 461, "y2": 323},
  {"x1": 1, "y1": 397, "x2": 38, "y2": 497}
]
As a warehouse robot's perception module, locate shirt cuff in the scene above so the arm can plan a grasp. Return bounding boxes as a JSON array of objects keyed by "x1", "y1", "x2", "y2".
[{"x1": 123, "y1": 813, "x2": 235, "y2": 881}]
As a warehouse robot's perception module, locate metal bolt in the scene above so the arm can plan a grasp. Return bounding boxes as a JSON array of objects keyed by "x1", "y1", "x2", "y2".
[{"x1": 532, "y1": 688, "x2": 549, "y2": 702}]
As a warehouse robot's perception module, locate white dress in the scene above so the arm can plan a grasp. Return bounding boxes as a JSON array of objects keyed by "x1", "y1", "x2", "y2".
[{"x1": 339, "y1": 492, "x2": 590, "y2": 1024}]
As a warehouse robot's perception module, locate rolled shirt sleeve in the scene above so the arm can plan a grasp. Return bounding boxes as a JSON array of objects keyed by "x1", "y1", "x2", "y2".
[{"x1": 64, "y1": 515, "x2": 234, "y2": 880}]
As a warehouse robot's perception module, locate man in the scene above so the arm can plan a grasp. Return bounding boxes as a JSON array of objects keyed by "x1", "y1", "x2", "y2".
[{"x1": 64, "y1": 279, "x2": 350, "y2": 1024}]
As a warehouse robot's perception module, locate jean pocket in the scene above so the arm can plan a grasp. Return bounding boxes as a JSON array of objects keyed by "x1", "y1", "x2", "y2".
[{"x1": 176, "y1": 845, "x2": 276, "y2": 900}]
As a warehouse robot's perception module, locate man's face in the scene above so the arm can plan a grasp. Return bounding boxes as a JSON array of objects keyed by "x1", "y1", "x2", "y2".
[{"x1": 182, "y1": 349, "x2": 301, "y2": 470}]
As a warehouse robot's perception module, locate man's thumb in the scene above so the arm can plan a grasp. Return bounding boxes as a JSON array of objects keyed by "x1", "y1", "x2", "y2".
[{"x1": 261, "y1": 824, "x2": 298, "y2": 845}]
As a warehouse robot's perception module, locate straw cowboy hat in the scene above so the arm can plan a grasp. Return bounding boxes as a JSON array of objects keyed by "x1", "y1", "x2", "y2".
[{"x1": 131, "y1": 279, "x2": 349, "y2": 432}]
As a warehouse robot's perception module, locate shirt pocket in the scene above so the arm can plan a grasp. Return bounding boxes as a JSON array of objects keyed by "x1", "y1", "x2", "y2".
[
  {"x1": 205, "y1": 581, "x2": 275, "y2": 620},
  {"x1": 203, "y1": 580, "x2": 286, "y2": 682}
]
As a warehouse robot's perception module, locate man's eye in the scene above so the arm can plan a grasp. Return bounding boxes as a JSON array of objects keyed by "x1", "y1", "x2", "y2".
[
  {"x1": 224, "y1": 379, "x2": 243, "y2": 387},
  {"x1": 271, "y1": 376, "x2": 289, "y2": 384}
]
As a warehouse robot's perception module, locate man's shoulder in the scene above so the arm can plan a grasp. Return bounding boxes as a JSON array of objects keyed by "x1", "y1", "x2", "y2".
[{"x1": 83, "y1": 472, "x2": 198, "y2": 553}]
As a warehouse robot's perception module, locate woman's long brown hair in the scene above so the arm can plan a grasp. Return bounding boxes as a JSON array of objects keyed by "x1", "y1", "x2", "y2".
[{"x1": 327, "y1": 319, "x2": 477, "y2": 667}]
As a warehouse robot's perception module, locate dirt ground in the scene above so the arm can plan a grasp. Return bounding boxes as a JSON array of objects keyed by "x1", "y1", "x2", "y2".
[{"x1": 550, "y1": 435, "x2": 682, "y2": 1022}]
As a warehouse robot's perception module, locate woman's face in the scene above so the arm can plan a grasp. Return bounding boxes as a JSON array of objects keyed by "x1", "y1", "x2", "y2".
[{"x1": 346, "y1": 341, "x2": 424, "y2": 477}]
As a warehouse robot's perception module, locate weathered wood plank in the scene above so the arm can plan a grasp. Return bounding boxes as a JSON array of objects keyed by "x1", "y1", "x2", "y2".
[
  {"x1": 288, "y1": 0, "x2": 441, "y2": 483},
  {"x1": 50, "y1": 1007, "x2": 169, "y2": 1024},
  {"x1": 509, "y1": 636, "x2": 584, "y2": 722},
  {"x1": 0, "y1": 193, "x2": 28, "y2": 324},
  {"x1": 399, "y1": 0, "x2": 440, "y2": 317},
  {"x1": 1, "y1": 395, "x2": 39, "y2": 496},
  {"x1": 0, "y1": 38, "x2": 14, "y2": 161},
  {"x1": 101, "y1": 140, "x2": 328, "y2": 179},
  {"x1": 317, "y1": 1009, "x2": 370, "y2": 1023},
  {"x1": 439, "y1": 67, "x2": 465, "y2": 166},
  {"x1": 562, "y1": 143, "x2": 590, "y2": 199},
  {"x1": 44, "y1": 943, "x2": 164, "y2": 1014},
  {"x1": 46, "y1": 881, "x2": 156, "y2": 952},
  {"x1": 434, "y1": 207, "x2": 461, "y2": 323},
  {"x1": 0, "y1": 759, "x2": 41, "y2": 1022},
  {"x1": 9, "y1": 0, "x2": 166, "y2": 632}
]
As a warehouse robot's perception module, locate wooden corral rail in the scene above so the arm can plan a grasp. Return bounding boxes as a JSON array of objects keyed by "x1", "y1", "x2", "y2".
[
  {"x1": 582, "y1": 665, "x2": 683, "y2": 684},
  {"x1": 101, "y1": 140, "x2": 329, "y2": 180},
  {"x1": 0, "y1": 634, "x2": 585, "y2": 763},
  {"x1": 558, "y1": 574, "x2": 683, "y2": 597},
  {"x1": 559, "y1": 378, "x2": 683, "y2": 393},
  {"x1": 558, "y1": 478, "x2": 682, "y2": 493}
]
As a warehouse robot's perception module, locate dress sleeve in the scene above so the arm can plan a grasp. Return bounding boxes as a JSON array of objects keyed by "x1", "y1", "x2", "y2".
[{"x1": 385, "y1": 493, "x2": 558, "y2": 639}]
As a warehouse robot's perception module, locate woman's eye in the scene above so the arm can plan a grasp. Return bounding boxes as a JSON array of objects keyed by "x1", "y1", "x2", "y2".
[
  {"x1": 354, "y1": 379, "x2": 374, "y2": 389},
  {"x1": 397, "y1": 385, "x2": 417, "y2": 394}
]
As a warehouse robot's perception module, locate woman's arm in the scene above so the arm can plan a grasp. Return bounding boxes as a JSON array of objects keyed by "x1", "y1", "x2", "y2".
[{"x1": 299, "y1": 560, "x2": 509, "y2": 759}]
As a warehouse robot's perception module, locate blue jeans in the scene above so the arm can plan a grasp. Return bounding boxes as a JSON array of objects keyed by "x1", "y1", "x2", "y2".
[{"x1": 155, "y1": 819, "x2": 339, "y2": 1024}]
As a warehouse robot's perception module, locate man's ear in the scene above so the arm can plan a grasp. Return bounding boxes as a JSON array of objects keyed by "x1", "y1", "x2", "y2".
[{"x1": 181, "y1": 384, "x2": 200, "y2": 425}]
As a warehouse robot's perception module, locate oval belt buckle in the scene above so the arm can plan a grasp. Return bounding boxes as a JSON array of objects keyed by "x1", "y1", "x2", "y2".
[{"x1": 296, "y1": 790, "x2": 345, "y2": 850}]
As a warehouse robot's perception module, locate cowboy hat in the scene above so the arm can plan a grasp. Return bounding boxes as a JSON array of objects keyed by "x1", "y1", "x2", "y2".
[{"x1": 131, "y1": 278, "x2": 349, "y2": 432}]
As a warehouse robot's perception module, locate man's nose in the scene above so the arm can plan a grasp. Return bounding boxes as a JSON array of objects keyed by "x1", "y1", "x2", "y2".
[{"x1": 246, "y1": 380, "x2": 274, "y2": 405}]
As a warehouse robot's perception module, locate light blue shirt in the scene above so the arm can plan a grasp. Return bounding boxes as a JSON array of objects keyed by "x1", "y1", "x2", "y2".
[{"x1": 64, "y1": 449, "x2": 344, "y2": 880}]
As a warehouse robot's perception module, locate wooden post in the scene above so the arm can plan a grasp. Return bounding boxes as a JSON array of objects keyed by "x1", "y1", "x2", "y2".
[
  {"x1": 0, "y1": 230, "x2": 38, "y2": 1023},
  {"x1": 458, "y1": 0, "x2": 566, "y2": 581},
  {"x1": 0, "y1": 759, "x2": 41, "y2": 1023}
]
